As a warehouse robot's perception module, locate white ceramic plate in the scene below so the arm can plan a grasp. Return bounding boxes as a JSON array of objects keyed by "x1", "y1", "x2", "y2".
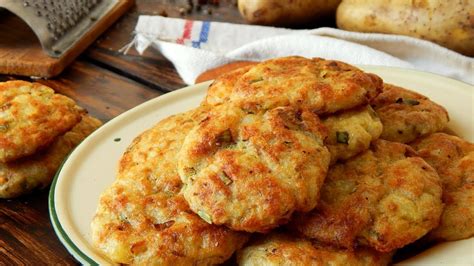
[{"x1": 49, "y1": 66, "x2": 474, "y2": 265}]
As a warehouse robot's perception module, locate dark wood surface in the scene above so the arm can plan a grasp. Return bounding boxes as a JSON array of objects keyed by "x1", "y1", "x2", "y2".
[{"x1": 0, "y1": 0, "x2": 249, "y2": 264}]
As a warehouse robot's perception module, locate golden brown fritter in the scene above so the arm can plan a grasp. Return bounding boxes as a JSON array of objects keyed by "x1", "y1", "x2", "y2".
[
  {"x1": 237, "y1": 233, "x2": 392, "y2": 266},
  {"x1": 91, "y1": 108, "x2": 248, "y2": 265},
  {"x1": 204, "y1": 65, "x2": 254, "y2": 106},
  {"x1": 204, "y1": 56, "x2": 383, "y2": 115},
  {"x1": 0, "y1": 81, "x2": 84, "y2": 163},
  {"x1": 322, "y1": 105, "x2": 383, "y2": 164},
  {"x1": 0, "y1": 115, "x2": 101, "y2": 198},
  {"x1": 292, "y1": 140, "x2": 443, "y2": 253},
  {"x1": 178, "y1": 104, "x2": 330, "y2": 233},
  {"x1": 411, "y1": 133, "x2": 474, "y2": 242},
  {"x1": 370, "y1": 83, "x2": 449, "y2": 143}
]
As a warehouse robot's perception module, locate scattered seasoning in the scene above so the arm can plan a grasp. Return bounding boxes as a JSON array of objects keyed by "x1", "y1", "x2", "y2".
[
  {"x1": 0, "y1": 124, "x2": 9, "y2": 132},
  {"x1": 198, "y1": 210, "x2": 212, "y2": 224},
  {"x1": 320, "y1": 70, "x2": 328, "y2": 78},
  {"x1": 396, "y1": 98, "x2": 420, "y2": 106},
  {"x1": 249, "y1": 77, "x2": 264, "y2": 84},
  {"x1": 219, "y1": 172, "x2": 233, "y2": 185},
  {"x1": 336, "y1": 131, "x2": 349, "y2": 144},
  {"x1": 184, "y1": 167, "x2": 197, "y2": 177},
  {"x1": 114, "y1": 138, "x2": 121, "y2": 142}
]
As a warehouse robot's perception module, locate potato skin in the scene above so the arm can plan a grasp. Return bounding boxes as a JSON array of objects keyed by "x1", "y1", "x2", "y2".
[
  {"x1": 238, "y1": 0, "x2": 341, "y2": 26},
  {"x1": 336, "y1": 0, "x2": 474, "y2": 56}
]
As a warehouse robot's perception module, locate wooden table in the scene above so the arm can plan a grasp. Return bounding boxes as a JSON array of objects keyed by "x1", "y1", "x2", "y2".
[{"x1": 0, "y1": 1, "x2": 248, "y2": 264}]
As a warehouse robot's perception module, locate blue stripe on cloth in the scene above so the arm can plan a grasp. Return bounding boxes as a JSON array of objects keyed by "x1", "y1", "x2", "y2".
[{"x1": 192, "y1": 21, "x2": 211, "y2": 48}]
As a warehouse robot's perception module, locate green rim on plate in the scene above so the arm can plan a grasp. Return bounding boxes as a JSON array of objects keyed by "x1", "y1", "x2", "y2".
[{"x1": 49, "y1": 155, "x2": 98, "y2": 265}]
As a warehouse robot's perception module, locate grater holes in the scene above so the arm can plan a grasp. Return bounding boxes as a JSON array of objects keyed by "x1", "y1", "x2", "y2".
[{"x1": 23, "y1": 0, "x2": 103, "y2": 39}]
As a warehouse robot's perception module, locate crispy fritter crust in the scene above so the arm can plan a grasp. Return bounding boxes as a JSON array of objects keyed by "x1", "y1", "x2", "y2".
[
  {"x1": 0, "y1": 115, "x2": 101, "y2": 198},
  {"x1": 0, "y1": 81, "x2": 84, "y2": 162},
  {"x1": 91, "y1": 108, "x2": 248, "y2": 265},
  {"x1": 237, "y1": 233, "x2": 392, "y2": 266},
  {"x1": 370, "y1": 83, "x2": 449, "y2": 143},
  {"x1": 411, "y1": 133, "x2": 474, "y2": 241},
  {"x1": 178, "y1": 104, "x2": 330, "y2": 233},
  {"x1": 204, "y1": 56, "x2": 383, "y2": 114},
  {"x1": 323, "y1": 105, "x2": 383, "y2": 164},
  {"x1": 204, "y1": 65, "x2": 254, "y2": 106},
  {"x1": 292, "y1": 140, "x2": 443, "y2": 252}
]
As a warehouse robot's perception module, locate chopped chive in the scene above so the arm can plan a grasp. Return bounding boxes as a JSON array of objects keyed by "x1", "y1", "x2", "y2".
[
  {"x1": 114, "y1": 138, "x2": 121, "y2": 142},
  {"x1": 198, "y1": 210, "x2": 212, "y2": 224},
  {"x1": 320, "y1": 70, "x2": 328, "y2": 78},
  {"x1": 184, "y1": 167, "x2": 197, "y2": 177},
  {"x1": 219, "y1": 172, "x2": 233, "y2": 185},
  {"x1": 249, "y1": 77, "x2": 264, "y2": 84},
  {"x1": 336, "y1": 131, "x2": 349, "y2": 144},
  {"x1": 0, "y1": 124, "x2": 9, "y2": 132},
  {"x1": 404, "y1": 99, "x2": 420, "y2": 105}
]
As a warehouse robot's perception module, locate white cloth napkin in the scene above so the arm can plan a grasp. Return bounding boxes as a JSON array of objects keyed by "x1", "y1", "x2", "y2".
[{"x1": 129, "y1": 16, "x2": 474, "y2": 85}]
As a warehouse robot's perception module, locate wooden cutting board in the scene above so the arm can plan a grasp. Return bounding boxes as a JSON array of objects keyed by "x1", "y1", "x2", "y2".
[{"x1": 0, "y1": 1, "x2": 133, "y2": 78}]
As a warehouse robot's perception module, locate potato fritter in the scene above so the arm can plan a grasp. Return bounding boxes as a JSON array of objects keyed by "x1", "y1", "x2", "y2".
[
  {"x1": 237, "y1": 233, "x2": 392, "y2": 266},
  {"x1": 370, "y1": 83, "x2": 449, "y2": 143},
  {"x1": 204, "y1": 65, "x2": 254, "y2": 106},
  {"x1": 411, "y1": 133, "x2": 474, "y2": 241},
  {"x1": 0, "y1": 115, "x2": 101, "y2": 198},
  {"x1": 322, "y1": 105, "x2": 383, "y2": 164},
  {"x1": 292, "y1": 140, "x2": 443, "y2": 252},
  {"x1": 91, "y1": 108, "x2": 248, "y2": 265},
  {"x1": 0, "y1": 81, "x2": 84, "y2": 162},
  {"x1": 204, "y1": 56, "x2": 383, "y2": 114},
  {"x1": 178, "y1": 104, "x2": 330, "y2": 233}
]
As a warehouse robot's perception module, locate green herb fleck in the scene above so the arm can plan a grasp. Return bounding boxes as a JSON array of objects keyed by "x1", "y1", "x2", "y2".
[
  {"x1": 198, "y1": 210, "x2": 212, "y2": 224},
  {"x1": 404, "y1": 99, "x2": 420, "y2": 105},
  {"x1": 114, "y1": 138, "x2": 121, "y2": 142},
  {"x1": 0, "y1": 124, "x2": 9, "y2": 132},
  {"x1": 320, "y1": 70, "x2": 328, "y2": 78},
  {"x1": 336, "y1": 131, "x2": 349, "y2": 144},
  {"x1": 184, "y1": 167, "x2": 197, "y2": 177},
  {"x1": 249, "y1": 77, "x2": 264, "y2": 84},
  {"x1": 219, "y1": 172, "x2": 233, "y2": 185}
]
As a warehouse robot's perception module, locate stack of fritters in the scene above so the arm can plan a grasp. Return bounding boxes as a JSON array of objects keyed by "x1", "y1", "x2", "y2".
[
  {"x1": 0, "y1": 81, "x2": 102, "y2": 198},
  {"x1": 92, "y1": 56, "x2": 472, "y2": 265}
]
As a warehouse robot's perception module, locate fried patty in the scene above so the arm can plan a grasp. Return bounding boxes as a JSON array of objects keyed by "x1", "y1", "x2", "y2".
[
  {"x1": 322, "y1": 105, "x2": 383, "y2": 164},
  {"x1": 292, "y1": 140, "x2": 443, "y2": 252},
  {"x1": 0, "y1": 81, "x2": 84, "y2": 162},
  {"x1": 370, "y1": 83, "x2": 449, "y2": 143},
  {"x1": 237, "y1": 233, "x2": 392, "y2": 266},
  {"x1": 0, "y1": 115, "x2": 101, "y2": 198},
  {"x1": 204, "y1": 65, "x2": 254, "y2": 106},
  {"x1": 411, "y1": 133, "x2": 474, "y2": 241},
  {"x1": 178, "y1": 104, "x2": 330, "y2": 233},
  {"x1": 204, "y1": 56, "x2": 383, "y2": 115},
  {"x1": 91, "y1": 108, "x2": 248, "y2": 265}
]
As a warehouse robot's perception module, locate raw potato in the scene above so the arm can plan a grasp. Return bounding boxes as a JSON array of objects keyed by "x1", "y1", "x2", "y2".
[
  {"x1": 336, "y1": 0, "x2": 474, "y2": 56},
  {"x1": 238, "y1": 0, "x2": 341, "y2": 26}
]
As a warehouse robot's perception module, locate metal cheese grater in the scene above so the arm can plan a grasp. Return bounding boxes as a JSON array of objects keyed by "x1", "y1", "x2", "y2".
[{"x1": 0, "y1": 0, "x2": 132, "y2": 58}]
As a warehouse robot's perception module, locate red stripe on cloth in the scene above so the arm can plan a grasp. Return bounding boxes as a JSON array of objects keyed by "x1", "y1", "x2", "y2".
[{"x1": 176, "y1": 20, "x2": 194, "y2": 44}]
